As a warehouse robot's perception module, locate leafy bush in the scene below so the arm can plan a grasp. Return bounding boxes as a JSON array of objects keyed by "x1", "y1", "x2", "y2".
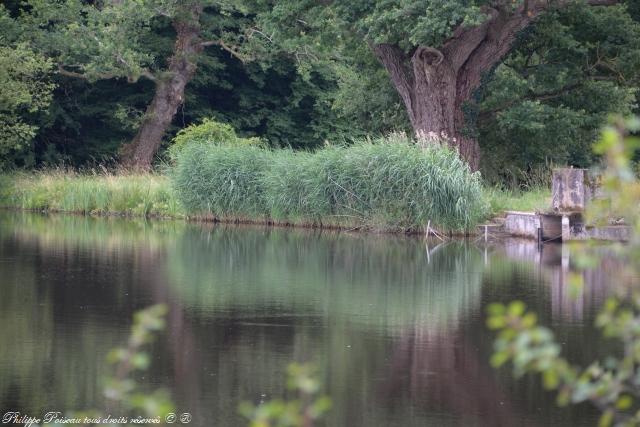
[
  {"x1": 0, "y1": 43, "x2": 54, "y2": 169},
  {"x1": 170, "y1": 118, "x2": 264, "y2": 159},
  {"x1": 172, "y1": 134, "x2": 487, "y2": 231}
]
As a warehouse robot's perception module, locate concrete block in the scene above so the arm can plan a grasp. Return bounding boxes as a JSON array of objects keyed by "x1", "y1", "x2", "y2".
[
  {"x1": 551, "y1": 168, "x2": 599, "y2": 212},
  {"x1": 587, "y1": 225, "x2": 632, "y2": 241},
  {"x1": 504, "y1": 211, "x2": 541, "y2": 239}
]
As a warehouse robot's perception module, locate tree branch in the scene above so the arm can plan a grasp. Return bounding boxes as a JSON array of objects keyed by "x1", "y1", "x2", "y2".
[
  {"x1": 58, "y1": 63, "x2": 157, "y2": 84},
  {"x1": 453, "y1": 2, "x2": 553, "y2": 102},
  {"x1": 371, "y1": 43, "x2": 415, "y2": 120},
  {"x1": 445, "y1": 0, "x2": 620, "y2": 101},
  {"x1": 439, "y1": 0, "x2": 567, "y2": 75},
  {"x1": 478, "y1": 82, "x2": 584, "y2": 119},
  {"x1": 138, "y1": 69, "x2": 158, "y2": 83},
  {"x1": 200, "y1": 39, "x2": 251, "y2": 62},
  {"x1": 442, "y1": 7, "x2": 500, "y2": 72},
  {"x1": 57, "y1": 64, "x2": 118, "y2": 80},
  {"x1": 57, "y1": 64, "x2": 89, "y2": 79},
  {"x1": 115, "y1": 54, "x2": 158, "y2": 83}
]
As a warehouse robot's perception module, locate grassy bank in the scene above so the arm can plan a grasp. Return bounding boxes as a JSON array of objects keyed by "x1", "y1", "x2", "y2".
[
  {"x1": 0, "y1": 171, "x2": 183, "y2": 218},
  {"x1": 172, "y1": 137, "x2": 487, "y2": 232},
  {"x1": 484, "y1": 186, "x2": 551, "y2": 217},
  {"x1": 0, "y1": 153, "x2": 550, "y2": 232}
]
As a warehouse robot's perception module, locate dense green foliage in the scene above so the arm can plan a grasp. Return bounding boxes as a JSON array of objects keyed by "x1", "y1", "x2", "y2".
[
  {"x1": 0, "y1": 41, "x2": 54, "y2": 168},
  {"x1": 0, "y1": 0, "x2": 639, "y2": 185},
  {"x1": 479, "y1": 4, "x2": 640, "y2": 184},
  {"x1": 0, "y1": 0, "x2": 374, "y2": 167},
  {"x1": 253, "y1": 0, "x2": 640, "y2": 180},
  {"x1": 172, "y1": 135, "x2": 487, "y2": 231}
]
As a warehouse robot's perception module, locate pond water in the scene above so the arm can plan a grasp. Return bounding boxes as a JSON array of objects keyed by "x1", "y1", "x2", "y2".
[{"x1": 0, "y1": 212, "x2": 621, "y2": 426}]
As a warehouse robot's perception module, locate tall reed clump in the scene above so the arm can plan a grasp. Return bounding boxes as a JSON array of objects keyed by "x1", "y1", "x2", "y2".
[
  {"x1": 172, "y1": 134, "x2": 488, "y2": 232},
  {"x1": 171, "y1": 143, "x2": 271, "y2": 218}
]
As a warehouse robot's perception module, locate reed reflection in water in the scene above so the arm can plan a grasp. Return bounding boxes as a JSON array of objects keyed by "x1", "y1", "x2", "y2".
[{"x1": 0, "y1": 212, "x2": 618, "y2": 426}]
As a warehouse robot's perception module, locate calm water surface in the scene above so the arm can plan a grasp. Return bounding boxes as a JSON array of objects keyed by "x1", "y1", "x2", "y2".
[{"x1": 0, "y1": 212, "x2": 621, "y2": 426}]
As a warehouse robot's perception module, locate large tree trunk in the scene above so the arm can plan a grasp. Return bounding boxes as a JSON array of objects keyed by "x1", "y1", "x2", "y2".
[
  {"x1": 372, "y1": 3, "x2": 558, "y2": 171},
  {"x1": 373, "y1": 46, "x2": 484, "y2": 171},
  {"x1": 120, "y1": 4, "x2": 203, "y2": 170}
]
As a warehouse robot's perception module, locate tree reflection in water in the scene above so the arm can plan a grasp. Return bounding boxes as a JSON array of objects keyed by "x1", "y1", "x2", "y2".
[{"x1": 0, "y1": 212, "x2": 616, "y2": 426}]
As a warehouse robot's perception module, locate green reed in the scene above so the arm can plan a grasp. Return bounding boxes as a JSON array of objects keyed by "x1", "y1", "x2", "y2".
[{"x1": 172, "y1": 135, "x2": 487, "y2": 232}]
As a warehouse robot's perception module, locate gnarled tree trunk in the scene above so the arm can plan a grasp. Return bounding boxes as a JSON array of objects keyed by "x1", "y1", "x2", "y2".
[
  {"x1": 120, "y1": 4, "x2": 204, "y2": 170},
  {"x1": 372, "y1": 1, "x2": 615, "y2": 170},
  {"x1": 373, "y1": 43, "x2": 489, "y2": 171}
]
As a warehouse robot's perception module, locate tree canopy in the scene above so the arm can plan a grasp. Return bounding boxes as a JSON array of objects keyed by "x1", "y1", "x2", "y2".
[
  {"x1": 0, "y1": 39, "x2": 53, "y2": 168},
  {"x1": 0, "y1": 0, "x2": 638, "y2": 180},
  {"x1": 253, "y1": 0, "x2": 639, "y2": 169}
]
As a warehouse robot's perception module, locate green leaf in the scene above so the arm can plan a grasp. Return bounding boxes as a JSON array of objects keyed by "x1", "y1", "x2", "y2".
[
  {"x1": 487, "y1": 316, "x2": 507, "y2": 330},
  {"x1": 543, "y1": 370, "x2": 559, "y2": 390},
  {"x1": 521, "y1": 312, "x2": 537, "y2": 328},
  {"x1": 490, "y1": 351, "x2": 510, "y2": 368},
  {"x1": 616, "y1": 395, "x2": 633, "y2": 410},
  {"x1": 598, "y1": 410, "x2": 614, "y2": 427},
  {"x1": 131, "y1": 352, "x2": 150, "y2": 370},
  {"x1": 106, "y1": 348, "x2": 125, "y2": 364},
  {"x1": 508, "y1": 301, "x2": 526, "y2": 317},
  {"x1": 486, "y1": 303, "x2": 506, "y2": 316}
]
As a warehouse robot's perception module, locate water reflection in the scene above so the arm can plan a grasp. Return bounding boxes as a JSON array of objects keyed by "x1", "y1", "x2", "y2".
[
  {"x1": 0, "y1": 212, "x2": 619, "y2": 426},
  {"x1": 167, "y1": 226, "x2": 483, "y2": 332},
  {"x1": 491, "y1": 240, "x2": 618, "y2": 323}
]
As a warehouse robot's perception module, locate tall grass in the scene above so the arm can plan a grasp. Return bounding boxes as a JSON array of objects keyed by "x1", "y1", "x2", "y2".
[
  {"x1": 0, "y1": 154, "x2": 547, "y2": 232},
  {"x1": 0, "y1": 170, "x2": 183, "y2": 217},
  {"x1": 172, "y1": 136, "x2": 488, "y2": 231},
  {"x1": 483, "y1": 186, "x2": 551, "y2": 217}
]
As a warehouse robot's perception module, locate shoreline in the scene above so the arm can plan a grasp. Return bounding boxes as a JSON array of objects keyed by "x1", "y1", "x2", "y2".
[
  {"x1": 0, "y1": 206, "x2": 466, "y2": 236},
  {"x1": 0, "y1": 171, "x2": 549, "y2": 238},
  {"x1": 5, "y1": 206, "x2": 628, "y2": 242}
]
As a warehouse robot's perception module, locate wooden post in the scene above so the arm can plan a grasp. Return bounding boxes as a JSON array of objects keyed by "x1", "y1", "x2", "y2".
[
  {"x1": 561, "y1": 215, "x2": 571, "y2": 241},
  {"x1": 537, "y1": 227, "x2": 542, "y2": 248}
]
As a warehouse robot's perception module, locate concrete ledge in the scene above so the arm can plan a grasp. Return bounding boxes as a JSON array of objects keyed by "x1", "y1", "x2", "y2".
[
  {"x1": 584, "y1": 225, "x2": 631, "y2": 242},
  {"x1": 504, "y1": 211, "x2": 541, "y2": 239},
  {"x1": 502, "y1": 211, "x2": 631, "y2": 242}
]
